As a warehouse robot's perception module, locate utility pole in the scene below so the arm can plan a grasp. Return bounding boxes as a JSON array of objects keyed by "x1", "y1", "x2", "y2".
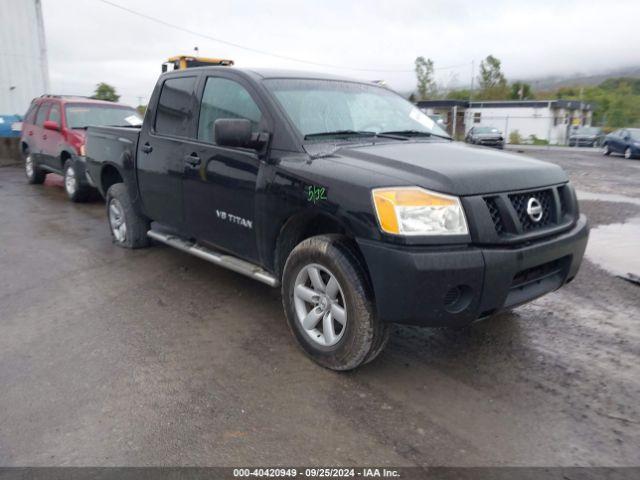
[{"x1": 469, "y1": 60, "x2": 474, "y2": 102}]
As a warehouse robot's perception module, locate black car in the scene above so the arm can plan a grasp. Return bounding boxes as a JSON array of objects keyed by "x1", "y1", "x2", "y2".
[
  {"x1": 602, "y1": 128, "x2": 640, "y2": 159},
  {"x1": 82, "y1": 67, "x2": 588, "y2": 370},
  {"x1": 568, "y1": 126, "x2": 603, "y2": 147},
  {"x1": 465, "y1": 126, "x2": 504, "y2": 149}
]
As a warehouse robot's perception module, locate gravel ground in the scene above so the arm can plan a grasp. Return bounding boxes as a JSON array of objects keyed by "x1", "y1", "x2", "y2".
[{"x1": 0, "y1": 148, "x2": 638, "y2": 467}]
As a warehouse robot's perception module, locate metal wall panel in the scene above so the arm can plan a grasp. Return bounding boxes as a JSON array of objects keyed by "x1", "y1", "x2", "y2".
[{"x1": 0, "y1": 0, "x2": 49, "y2": 116}]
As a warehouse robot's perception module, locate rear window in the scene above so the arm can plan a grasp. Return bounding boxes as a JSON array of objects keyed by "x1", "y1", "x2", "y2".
[{"x1": 155, "y1": 76, "x2": 197, "y2": 137}]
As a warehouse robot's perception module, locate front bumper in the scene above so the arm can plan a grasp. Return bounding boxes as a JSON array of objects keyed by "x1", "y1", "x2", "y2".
[{"x1": 357, "y1": 214, "x2": 589, "y2": 327}]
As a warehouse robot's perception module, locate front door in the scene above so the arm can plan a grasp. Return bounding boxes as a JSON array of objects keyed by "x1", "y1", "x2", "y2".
[
  {"x1": 183, "y1": 75, "x2": 268, "y2": 263},
  {"x1": 137, "y1": 75, "x2": 199, "y2": 231},
  {"x1": 42, "y1": 102, "x2": 64, "y2": 171}
]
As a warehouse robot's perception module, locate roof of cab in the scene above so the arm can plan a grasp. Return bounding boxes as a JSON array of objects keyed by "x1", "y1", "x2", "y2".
[{"x1": 161, "y1": 66, "x2": 358, "y2": 83}]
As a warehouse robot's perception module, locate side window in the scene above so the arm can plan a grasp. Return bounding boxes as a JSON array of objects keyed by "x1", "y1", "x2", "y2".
[
  {"x1": 154, "y1": 76, "x2": 197, "y2": 137},
  {"x1": 197, "y1": 77, "x2": 262, "y2": 144},
  {"x1": 48, "y1": 104, "x2": 61, "y2": 124},
  {"x1": 473, "y1": 112, "x2": 481, "y2": 124},
  {"x1": 35, "y1": 103, "x2": 49, "y2": 126}
]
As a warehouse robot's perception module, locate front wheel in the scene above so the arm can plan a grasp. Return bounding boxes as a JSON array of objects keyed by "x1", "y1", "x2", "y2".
[
  {"x1": 624, "y1": 147, "x2": 633, "y2": 159},
  {"x1": 602, "y1": 143, "x2": 611, "y2": 156},
  {"x1": 105, "y1": 183, "x2": 150, "y2": 249},
  {"x1": 282, "y1": 235, "x2": 389, "y2": 371},
  {"x1": 24, "y1": 153, "x2": 46, "y2": 184}
]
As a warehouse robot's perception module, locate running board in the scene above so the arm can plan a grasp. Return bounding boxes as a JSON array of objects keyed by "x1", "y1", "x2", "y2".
[{"x1": 147, "y1": 230, "x2": 279, "y2": 287}]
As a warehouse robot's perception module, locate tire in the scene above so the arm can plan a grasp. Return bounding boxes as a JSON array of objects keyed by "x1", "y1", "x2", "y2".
[
  {"x1": 602, "y1": 143, "x2": 610, "y2": 156},
  {"x1": 24, "y1": 152, "x2": 46, "y2": 184},
  {"x1": 282, "y1": 235, "x2": 388, "y2": 371},
  {"x1": 63, "y1": 159, "x2": 91, "y2": 202},
  {"x1": 624, "y1": 147, "x2": 633, "y2": 160},
  {"x1": 105, "y1": 183, "x2": 150, "y2": 249}
]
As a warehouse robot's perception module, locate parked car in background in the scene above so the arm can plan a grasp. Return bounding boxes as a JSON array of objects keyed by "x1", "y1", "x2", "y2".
[
  {"x1": 465, "y1": 126, "x2": 504, "y2": 149},
  {"x1": 568, "y1": 126, "x2": 603, "y2": 147},
  {"x1": 602, "y1": 128, "x2": 640, "y2": 159},
  {"x1": 20, "y1": 95, "x2": 142, "y2": 201}
]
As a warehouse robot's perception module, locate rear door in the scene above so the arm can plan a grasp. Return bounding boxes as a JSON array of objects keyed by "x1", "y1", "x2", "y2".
[
  {"x1": 137, "y1": 75, "x2": 199, "y2": 230},
  {"x1": 32, "y1": 102, "x2": 49, "y2": 162},
  {"x1": 182, "y1": 73, "x2": 269, "y2": 262},
  {"x1": 612, "y1": 130, "x2": 626, "y2": 153}
]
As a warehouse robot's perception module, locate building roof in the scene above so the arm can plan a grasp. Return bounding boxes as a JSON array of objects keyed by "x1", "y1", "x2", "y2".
[{"x1": 417, "y1": 99, "x2": 592, "y2": 110}]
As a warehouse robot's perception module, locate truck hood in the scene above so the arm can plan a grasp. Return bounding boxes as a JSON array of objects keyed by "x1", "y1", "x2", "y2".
[{"x1": 325, "y1": 141, "x2": 567, "y2": 196}]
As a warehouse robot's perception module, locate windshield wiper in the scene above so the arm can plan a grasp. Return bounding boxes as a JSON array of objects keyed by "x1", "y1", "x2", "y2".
[
  {"x1": 380, "y1": 130, "x2": 452, "y2": 140},
  {"x1": 304, "y1": 130, "x2": 377, "y2": 140}
]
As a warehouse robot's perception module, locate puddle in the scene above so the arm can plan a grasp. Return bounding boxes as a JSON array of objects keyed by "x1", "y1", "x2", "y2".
[
  {"x1": 585, "y1": 216, "x2": 640, "y2": 283},
  {"x1": 576, "y1": 190, "x2": 640, "y2": 207}
]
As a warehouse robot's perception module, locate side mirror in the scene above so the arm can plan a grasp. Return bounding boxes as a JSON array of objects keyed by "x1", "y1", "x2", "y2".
[
  {"x1": 43, "y1": 120, "x2": 60, "y2": 131},
  {"x1": 214, "y1": 118, "x2": 267, "y2": 150}
]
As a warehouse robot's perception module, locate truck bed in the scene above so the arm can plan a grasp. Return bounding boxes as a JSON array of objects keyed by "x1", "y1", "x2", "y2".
[{"x1": 85, "y1": 125, "x2": 141, "y2": 196}]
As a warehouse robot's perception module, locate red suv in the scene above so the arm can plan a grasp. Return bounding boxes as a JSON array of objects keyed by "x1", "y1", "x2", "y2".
[{"x1": 21, "y1": 95, "x2": 142, "y2": 201}]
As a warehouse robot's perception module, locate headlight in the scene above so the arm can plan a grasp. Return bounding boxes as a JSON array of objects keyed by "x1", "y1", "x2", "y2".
[{"x1": 372, "y1": 187, "x2": 468, "y2": 236}]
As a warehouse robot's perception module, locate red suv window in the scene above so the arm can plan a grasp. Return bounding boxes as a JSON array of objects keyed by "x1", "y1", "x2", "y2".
[
  {"x1": 49, "y1": 103, "x2": 61, "y2": 124},
  {"x1": 34, "y1": 103, "x2": 49, "y2": 126}
]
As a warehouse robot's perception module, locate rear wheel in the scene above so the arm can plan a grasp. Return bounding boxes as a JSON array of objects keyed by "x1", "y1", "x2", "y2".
[
  {"x1": 282, "y1": 235, "x2": 389, "y2": 370},
  {"x1": 602, "y1": 143, "x2": 610, "y2": 156},
  {"x1": 624, "y1": 147, "x2": 633, "y2": 159},
  {"x1": 24, "y1": 153, "x2": 46, "y2": 184},
  {"x1": 64, "y1": 160, "x2": 91, "y2": 202},
  {"x1": 105, "y1": 183, "x2": 150, "y2": 249}
]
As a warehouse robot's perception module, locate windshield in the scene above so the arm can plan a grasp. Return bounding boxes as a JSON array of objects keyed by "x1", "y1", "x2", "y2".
[
  {"x1": 474, "y1": 127, "x2": 500, "y2": 134},
  {"x1": 629, "y1": 129, "x2": 640, "y2": 140},
  {"x1": 264, "y1": 79, "x2": 450, "y2": 139},
  {"x1": 65, "y1": 104, "x2": 142, "y2": 129},
  {"x1": 575, "y1": 127, "x2": 600, "y2": 135}
]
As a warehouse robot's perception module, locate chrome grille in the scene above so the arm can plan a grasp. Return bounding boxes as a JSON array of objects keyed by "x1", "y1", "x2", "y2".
[{"x1": 509, "y1": 189, "x2": 554, "y2": 231}]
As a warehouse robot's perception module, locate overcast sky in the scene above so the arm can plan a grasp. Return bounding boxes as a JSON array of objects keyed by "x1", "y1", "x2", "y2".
[{"x1": 41, "y1": 0, "x2": 640, "y2": 107}]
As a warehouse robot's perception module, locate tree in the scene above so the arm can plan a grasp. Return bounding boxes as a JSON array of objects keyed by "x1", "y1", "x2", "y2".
[
  {"x1": 510, "y1": 81, "x2": 533, "y2": 100},
  {"x1": 477, "y1": 55, "x2": 508, "y2": 100},
  {"x1": 136, "y1": 105, "x2": 147, "y2": 116},
  {"x1": 91, "y1": 83, "x2": 120, "y2": 102},
  {"x1": 414, "y1": 56, "x2": 437, "y2": 100},
  {"x1": 446, "y1": 88, "x2": 471, "y2": 101}
]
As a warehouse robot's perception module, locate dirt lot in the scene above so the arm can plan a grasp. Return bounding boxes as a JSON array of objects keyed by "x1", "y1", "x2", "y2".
[{"x1": 0, "y1": 148, "x2": 638, "y2": 467}]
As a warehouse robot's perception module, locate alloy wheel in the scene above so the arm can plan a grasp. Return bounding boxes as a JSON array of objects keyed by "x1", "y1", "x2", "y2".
[
  {"x1": 65, "y1": 165, "x2": 77, "y2": 196},
  {"x1": 293, "y1": 263, "x2": 347, "y2": 347},
  {"x1": 625, "y1": 148, "x2": 632, "y2": 159},
  {"x1": 108, "y1": 198, "x2": 127, "y2": 243},
  {"x1": 25, "y1": 155, "x2": 34, "y2": 178}
]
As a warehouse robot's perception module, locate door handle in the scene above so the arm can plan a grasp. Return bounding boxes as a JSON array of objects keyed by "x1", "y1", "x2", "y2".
[
  {"x1": 141, "y1": 143, "x2": 153, "y2": 154},
  {"x1": 185, "y1": 153, "x2": 201, "y2": 168}
]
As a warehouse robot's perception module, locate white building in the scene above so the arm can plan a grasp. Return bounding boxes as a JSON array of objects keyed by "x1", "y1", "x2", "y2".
[
  {"x1": 0, "y1": 0, "x2": 50, "y2": 116},
  {"x1": 418, "y1": 100, "x2": 593, "y2": 145}
]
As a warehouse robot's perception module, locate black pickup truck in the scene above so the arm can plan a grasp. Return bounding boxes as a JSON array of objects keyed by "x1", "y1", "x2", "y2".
[{"x1": 85, "y1": 67, "x2": 588, "y2": 370}]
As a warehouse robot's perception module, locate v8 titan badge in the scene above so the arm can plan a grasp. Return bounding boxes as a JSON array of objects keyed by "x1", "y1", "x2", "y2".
[{"x1": 216, "y1": 210, "x2": 253, "y2": 229}]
